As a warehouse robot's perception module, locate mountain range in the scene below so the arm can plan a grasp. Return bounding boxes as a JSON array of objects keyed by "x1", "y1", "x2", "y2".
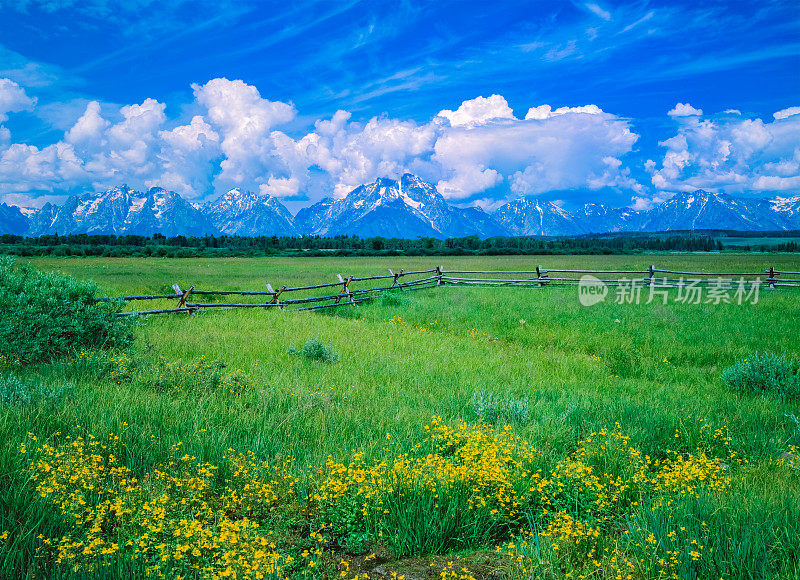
[{"x1": 2, "y1": 174, "x2": 799, "y2": 238}]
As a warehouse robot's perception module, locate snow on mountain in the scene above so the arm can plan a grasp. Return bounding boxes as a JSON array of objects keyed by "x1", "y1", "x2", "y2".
[
  {"x1": 571, "y1": 203, "x2": 642, "y2": 233},
  {"x1": 493, "y1": 197, "x2": 582, "y2": 236},
  {"x1": 28, "y1": 186, "x2": 217, "y2": 236},
  {"x1": 770, "y1": 195, "x2": 800, "y2": 228},
  {"x1": 201, "y1": 188, "x2": 298, "y2": 236},
  {"x1": 5, "y1": 176, "x2": 798, "y2": 239},
  {"x1": 637, "y1": 190, "x2": 787, "y2": 232},
  {"x1": 295, "y1": 174, "x2": 507, "y2": 238},
  {"x1": 0, "y1": 203, "x2": 29, "y2": 235}
]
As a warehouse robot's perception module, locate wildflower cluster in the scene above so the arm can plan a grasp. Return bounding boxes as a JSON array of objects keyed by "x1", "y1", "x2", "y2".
[
  {"x1": 27, "y1": 433, "x2": 297, "y2": 578},
  {"x1": 511, "y1": 423, "x2": 739, "y2": 577},
  {"x1": 384, "y1": 316, "x2": 437, "y2": 333},
  {"x1": 468, "y1": 328, "x2": 498, "y2": 342},
  {"x1": 25, "y1": 418, "x2": 749, "y2": 578},
  {"x1": 0, "y1": 352, "x2": 21, "y2": 369}
]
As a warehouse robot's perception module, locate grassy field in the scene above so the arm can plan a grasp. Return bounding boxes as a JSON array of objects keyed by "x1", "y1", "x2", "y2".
[{"x1": 2, "y1": 254, "x2": 800, "y2": 579}]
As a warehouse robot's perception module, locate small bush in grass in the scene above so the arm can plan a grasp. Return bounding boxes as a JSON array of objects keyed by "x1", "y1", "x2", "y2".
[
  {"x1": 472, "y1": 388, "x2": 531, "y2": 423},
  {"x1": 69, "y1": 349, "x2": 252, "y2": 395},
  {"x1": 722, "y1": 352, "x2": 800, "y2": 398},
  {"x1": 289, "y1": 338, "x2": 339, "y2": 363},
  {"x1": 0, "y1": 258, "x2": 134, "y2": 365},
  {"x1": 0, "y1": 374, "x2": 73, "y2": 406},
  {"x1": 379, "y1": 290, "x2": 411, "y2": 308}
]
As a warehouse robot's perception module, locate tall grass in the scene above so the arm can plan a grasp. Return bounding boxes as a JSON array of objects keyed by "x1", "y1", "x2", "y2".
[{"x1": 1, "y1": 254, "x2": 799, "y2": 578}]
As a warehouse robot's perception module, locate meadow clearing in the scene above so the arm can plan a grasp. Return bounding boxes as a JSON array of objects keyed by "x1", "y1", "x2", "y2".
[{"x1": 1, "y1": 254, "x2": 800, "y2": 579}]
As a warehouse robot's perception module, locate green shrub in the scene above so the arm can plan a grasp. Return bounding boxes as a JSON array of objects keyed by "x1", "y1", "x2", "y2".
[
  {"x1": 67, "y1": 349, "x2": 252, "y2": 395},
  {"x1": 722, "y1": 352, "x2": 800, "y2": 399},
  {"x1": 379, "y1": 290, "x2": 411, "y2": 308},
  {"x1": 472, "y1": 389, "x2": 531, "y2": 424},
  {"x1": 0, "y1": 258, "x2": 134, "y2": 365},
  {"x1": 0, "y1": 374, "x2": 73, "y2": 406},
  {"x1": 288, "y1": 338, "x2": 339, "y2": 363}
]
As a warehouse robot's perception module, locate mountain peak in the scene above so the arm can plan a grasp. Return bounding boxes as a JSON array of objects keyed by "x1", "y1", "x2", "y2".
[
  {"x1": 202, "y1": 187, "x2": 296, "y2": 236},
  {"x1": 295, "y1": 173, "x2": 504, "y2": 238}
]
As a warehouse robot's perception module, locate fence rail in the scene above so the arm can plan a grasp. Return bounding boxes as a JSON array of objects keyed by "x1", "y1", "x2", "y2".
[{"x1": 103, "y1": 263, "x2": 799, "y2": 316}]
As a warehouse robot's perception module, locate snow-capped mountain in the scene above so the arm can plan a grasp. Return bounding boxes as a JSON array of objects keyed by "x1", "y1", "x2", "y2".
[
  {"x1": 3, "y1": 176, "x2": 799, "y2": 239},
  {"x1": 494, "y1": 190, "x2": 796, "y2": 235},
  {"x1": 771, "y1": 195, "x2": 800, "y2": 228},
  {"x1": 493, "y1": 197, "x2": 582, "y2": 236},
  {"x1": 28, "y1": 186, "x2": 216, "y2": 236},
  {"x1": 201, "y1": 188, "x2": 298, "y2": 236},
  {"x1": 637, "y1": 190, "x2": 786, "y2": 231},
  {"x1": 571, "y1": 203, "x2": 642, "y2": 233},
  {"x1": 0, "y1": 203, "x2": 29, "y2": 235},
  {"x1": 295, "y1": 174, "x2": 507, "y2": 238}
]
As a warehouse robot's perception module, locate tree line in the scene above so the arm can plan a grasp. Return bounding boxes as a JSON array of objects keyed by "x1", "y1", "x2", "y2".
[{"x1": 3, "y1": 231, "x2": 791, "y2": 257}]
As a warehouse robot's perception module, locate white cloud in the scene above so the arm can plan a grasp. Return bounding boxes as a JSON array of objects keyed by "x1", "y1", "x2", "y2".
[
  {"x1": 774, "y1": 106, "x2": 800, "y2": 120},
  {"x1": 0, "y1": 142, "x2": 84, "y2": 193},
  {"x1": 437, "y1": 95, "x2": 515, "y2": 127},
  {"x1": 0, "y1": 84, "x2": 645, "y2": 206},
  {"x1": 649, "y1": 109, "x2": 800, "y2": 193},
  {"x1": 286, "y1": 111, "x2": 439, "y2": 198},
  {"x1": 0, "y1": 78, "x2": 36, "y2": 149},
  {"x1": 65, "y1": 101, "x2": 109, "y2": 148},
  {"x1": 148, "y1": 115, "x2": 220, "y2": 197},
  {"x1": 0, "y1": 78, "x2": 36, "y2": 123},
  {"x1": 585, "y1": 2, "x2": 611, "y2": 21},
  {"x1": 525, "y1": 104, "x2": 603, "y2": 120},
  {"x1": 668, "y1": 103, "x2": 703, "y2": 117},
  {"x1": 434, "y1": 107, "x2": 638, "y2": 199},
  {"x1": 24, "y1": 81, "x2": 775, "y2": 209},
  {"x1": 260, "y1": 176, "x2": 300, "y2": 198},
  {"x1": 192, "y1": 78, "x2": 296, "y2": 191}
]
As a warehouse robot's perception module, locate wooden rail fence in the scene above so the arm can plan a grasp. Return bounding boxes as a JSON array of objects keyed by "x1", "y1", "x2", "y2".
[{"x1": 100, "y1": 264, "x2": 800, "y2": 316}]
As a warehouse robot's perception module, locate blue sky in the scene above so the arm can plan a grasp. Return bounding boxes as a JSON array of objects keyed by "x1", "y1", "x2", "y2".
[{"x1": 0, "y1": 0, "x2": 798, "y2": 212}]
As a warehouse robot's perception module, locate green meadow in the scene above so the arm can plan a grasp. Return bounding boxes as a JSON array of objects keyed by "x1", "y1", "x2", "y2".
[{"x1": 2, "y1": 254, "x2": 800, "y2": 579}]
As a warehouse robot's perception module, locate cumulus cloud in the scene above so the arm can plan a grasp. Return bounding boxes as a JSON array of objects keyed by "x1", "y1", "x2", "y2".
[
  {"x1": 192, "y1": 78, "x2": 296, "y2": 191},
  {"x1": 21, "y1": 77, "x2": 800, "y2": 212},
  {"x1": 525, "y1": 104, "x2": 604, "y2": 120},
  {"x1": 774, "y1": 106, "x2": 800, "y2": 120},
  {"x1": 437, "y1": 95, "x2": 515, "y2": 127},
  {"x1": 148, "y1": 115, "x2": 221, "y2": 196},
  {"x1": 0, "y1": 78, "x2": 35, "y2": 123},
  {"x1": 0, "y1": 78, "x2": 36, "y2": 149},
  {"x1": 668, "y1": 103, "x2": 703, "y2": 117},
  {"x1": 434, "y1": 107, "x2": 639, "y2": 199},
  {"x1": 65, "y1": 101, "x2": 109, "y2": 148},
  {"x1": 275, "y1": 110, "x2": 439, "y2": 198},
  {"x1": 0, "y1": 82, "x2": 646, "y2": 206},
  {"x1": 648, "y1": 108, "x2": 800, "y2": 193}
]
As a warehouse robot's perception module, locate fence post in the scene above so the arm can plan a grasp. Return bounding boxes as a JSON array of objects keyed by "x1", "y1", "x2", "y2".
[
  {"x1": 768, "y1": 266, "x2": 776, "y2": 290},
  {"x1": 174, "y1": 284, "x2": 194, "y2": 313},
  {"x1": 536, "y1": 265, "x2": 544, "y2": 287},
  {"x1": 436, "y1": 265, "x2": 444, "y2": 286},
  {"x1": 266, "y1": 283, "x2": 286, "y2": 309},
  {"x1": 648, "y1": 265, "x2": 655, "y2": 288},
  {"x1": 335, "y1": 274, "x2": 353, "y2": 303},
  {"x1": 388, "y1": 268, "x2": 403, "y2": 289}
]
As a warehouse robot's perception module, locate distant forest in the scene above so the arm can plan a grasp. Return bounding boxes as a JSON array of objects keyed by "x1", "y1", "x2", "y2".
[{"x1": 1, "y1": 230, "x2": 798, "y2": 257}]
